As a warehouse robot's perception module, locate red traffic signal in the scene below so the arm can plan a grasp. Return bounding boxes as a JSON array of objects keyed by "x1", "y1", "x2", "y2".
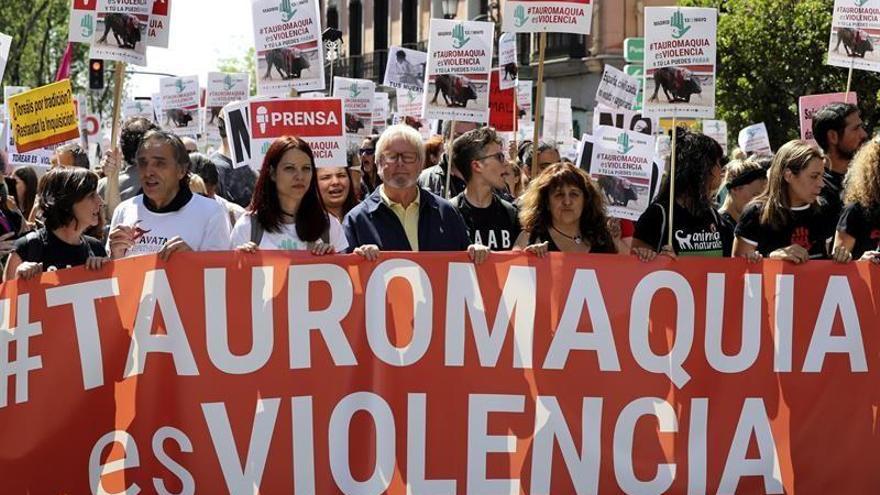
[{"x1": 89, "y1": 59, "x2": 104, "y2": 90}]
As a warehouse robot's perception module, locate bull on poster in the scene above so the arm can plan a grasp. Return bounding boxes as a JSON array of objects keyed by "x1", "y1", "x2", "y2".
[
  {"x1": 423, "y1": 19, "x2": 494, "y2": 123},
  {"x1": 333, "y1": 77, "x2": 374, "y2": 139},
  {"x1": 590, "y1": 125, "x2": 655, "y2": 221},
  {"x1": 799, "y1": 92, "x2": 858, "y2": 145},
  {"x1": 517, "y1": 79, "x2": 532, "y2": 123},
  {"x1": 827, "y1": 0, "x2": 880, "y2": 73},
  {"x1": 489, "y1": 69, "x2": 516, "y2": 132},
  {"x1": 498, "y1": 32, "x2": 518, "y2": 90},
  {"x1": 373, "y1": 92, "x2": 389, "y2": 133},
  {"x1": 543, "y1": 97, "x2": 572, "y2": 146},
  {"x1": 383, "y1": 46, "x2": 427, "y2": 93},
  {"x1": 738, "y1": 122, "x2": 772, "y2": 156},
  {"x1": 160, "y1": 75, "x2": 200, "y2": 137},
  {"x1": 89, "y1": 0, "x2": 151, "y2": 66},
  {"x1": 249, "y1": 97, "x2": 345, "y2": 168},
  {"x1": 252, "y1": 0, "x2": 325, "y2": 95},
  {"x1": 502, "y1": 0, "x2": 592, "y2": 35},
  {"x1": 396, "y1": 88, "x2": 424, "y2": 118},
  {"x1": 643, "y1": 7, "x2": 717, "y2": 119},
  {"x1": 204, "y1": 72, "x2": 249, "y2": 148}
]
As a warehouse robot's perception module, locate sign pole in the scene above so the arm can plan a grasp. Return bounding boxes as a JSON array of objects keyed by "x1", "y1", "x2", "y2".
[
  {"x1": 445, "y1": 119, "x2": 457, "y2": 199},
  {"x1": 845, "y1": 57, "x2": 854, "y2": 103},
  {"x1": 531, "y1": 31, "x2": 547, "y2": 178},
  {"x1": 667, "y1": 114, "x2": 677, "y2": 249},
  {"x1": 104, "y1": 61, "x2": 127, "y2": 216}
]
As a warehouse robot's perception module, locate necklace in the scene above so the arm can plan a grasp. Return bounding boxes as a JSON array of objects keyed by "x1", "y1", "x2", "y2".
[{"x1": 551, "y1": 225, "x2": 582, "y2": 244}]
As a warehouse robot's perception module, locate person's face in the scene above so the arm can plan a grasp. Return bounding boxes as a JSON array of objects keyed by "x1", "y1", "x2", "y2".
[
  {"x1": 473, "y1": 142, "x2": 507, "y2": 190},
  {"x1": 72, "y1": 189, "x2": 104, "y2": 229},
  {"x1": 537, "y1": 149, "x2": 561, "y2": 171},
  {"x1": 317, "y1": 166, "x2": 350, "y2": 209},
  {"x1": 378, "y1": 138, "x2": 421, "y2": 190},
  {"x1": 548, "y1": 184, "x2": 584, "y2": 226},
  {"x1": 52, "y1": 151, "x2": 75, "y2": 168},
  {"x1": 834, "y1": 112, "x2": 868, "y2": 159},
  {"x1": 14, "y1": 176, "x2": 25, "y2": 204},
  {"x1": 272, "y1": 148, "x2": 313, "y2": 203},
  {"x1": 452, "y1": 121, "x2": 479, "y2": 141},
  {"x1": 731, "y1": 177, "x2": 767, "y2": 208},
  {"x1": 785, "y1": 157, "x2": 825, "y2": 206},
  {"x1": 360, "y1": 140, "x2": 376, "y2": 173},
  {"x1": 137, "y1": 140, "x2": 186, "y2": 204},
  {"x1": 504, "y1": 161, "x2": 519, "y2": 192}
]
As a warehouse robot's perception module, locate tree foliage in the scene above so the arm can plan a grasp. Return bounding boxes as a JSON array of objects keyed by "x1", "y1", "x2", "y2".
[
  {"x1": 678, "y1": 0, "x2": 879, "y2": 149},
  {"x1": 217, "y1": 47, "x2": 258, "y2": 97}
]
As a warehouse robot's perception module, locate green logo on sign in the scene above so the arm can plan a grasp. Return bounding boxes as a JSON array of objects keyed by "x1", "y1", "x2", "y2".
[
  {"x1": 175, "y1": 79, "x2": 187, "y2": 93},
  {"x1": 855, "y1": 0, "x2": 869, "y2": 6},
  {"x1": 349, "y1": 82, "x2": 362, "y2": 97},
  {"x1": 223, "y1": 75, "x2": 235, "y2": 90},
  {"x1": 670, "y1": 9, "x2": 691, "y2": 39},
  {"x1": 452, "y1": 23, "x2": 471, "y2": 49},
  {"x1": 262, "y1": 141, "x2": 271, "y2": 154},
  {"x1": 81, "y1": 14, "x2": 94, "y2": 38},
  {"x1": 407, "y1": 90, "x2": 417, "y2": 103},
  {"x1": 279, "y1": 0, "x2": 297, "y2": 22},
  {"x1": 514, "y1": 5, "x2": 529, "y2": 28},
  {"x1": 617, "y1": 133, "x2": 634, "y2": 154},
  {"x1": 135, "y1": 102, "x2": 144, "y2": 113}
]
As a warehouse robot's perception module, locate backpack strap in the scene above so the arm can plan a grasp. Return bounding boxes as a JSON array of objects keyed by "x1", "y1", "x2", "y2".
[{"x1": 249, "y1": 214, "x2": 263, "y2": 245}]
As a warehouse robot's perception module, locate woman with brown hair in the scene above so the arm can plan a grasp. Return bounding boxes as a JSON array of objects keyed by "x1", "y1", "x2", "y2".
[
  {"x1": 832, "y1": 138, "x2": 880, "y2": 263},
  {"x1": 718, "y1": 157, "x2": 767, "y2": 227},
  {"x1": 513, "y1": 162, "x2": 616, "y2": 255}
]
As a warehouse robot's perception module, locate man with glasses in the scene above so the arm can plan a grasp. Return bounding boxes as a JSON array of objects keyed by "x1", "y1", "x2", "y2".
[
  {"x1": 342, "y1": 124, "x2": 488, "y2": 263},
  {"x1": 812, "y1": 102, "x2": 869, "y2": 217},
  {"x1": 450, "y1": 128, "x2": 521, "y2": 250}
]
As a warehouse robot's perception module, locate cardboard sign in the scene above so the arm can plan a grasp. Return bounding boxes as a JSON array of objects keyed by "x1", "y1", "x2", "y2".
[
  {"x1": 395, "y1": 87, "x2": 424, "y2": 118},
  {"x1": 702, "y1": 119, "x2": 728, "y2": 153},
  {"x1": 383, "y1": 46, "x2": 427, "y2": 93},
  {"x1": 147, "y1": 0, "x2": 171, "y2": 48},
  {"x1": 423, "y1": 19, "x2": 494, "y2": 123},
  {"x1": 590, "y1": 125, "x2": 655, "y2": 220},
  {"x1": 68, "y1": 0, "x2": 98, "y2": 44},
  {"x1": 160, "y1": 75, "x2": 200, "y2": 137},
  {"x1": 516, "y1": 79, "x2": 533, "y2": 122},
  {"x1": 502, "y1": 0, "x2": 593, "y2": 35},
  {"x1": 88, "y1": 0, "x2": 151, "y2": 66},
  {"x1": 249, "y1": 97, "x2": 345, "y2": 168},
  {"x1": 498, "y1": 32, "x2": 519, "y2": 90},
  {"x1": 827, "y1": 0, "x2": 880, "y2": 73},
  {"x1": 643, "y1": 7, "x2": 717, "y2": 119},
  {"x1": 333, "y1": 77, "x2": 375, "y2": 138},
  {"x1": 222, "y1": 100, "x2": 252, "y2": 169},
  {"x1": 252, "y1": 0, "x2": 325, "y2": 95},
  {"x1": 0, "y1": 32, "x2": 10, "y2": 84},
  {"x1": 489, "y1": 69, "x2": 516, "y2": 132},
  {"x1": 738, "y1": 122, "x2": 772, "y2": 156},
  {"x1": 543, "y1": 96, "x2": 572, "y2": 145},
  {"x1": 372, "y1": 92, "x2": 389, "y2": 133},
  {"x1": 8, "y1": 80, "x2": 79, "y2": 153},
  {"x1": 799, "y1": 92, "x2": 858, "y2": 145},
  {"x1": 595, "y1": 64, "x2": 640, "y2": 110}
]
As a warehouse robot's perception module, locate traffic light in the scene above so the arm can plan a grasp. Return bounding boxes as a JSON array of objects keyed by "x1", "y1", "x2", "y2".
[{"x1": 89, "y1": 59, "x2": 104, "y2": 90}]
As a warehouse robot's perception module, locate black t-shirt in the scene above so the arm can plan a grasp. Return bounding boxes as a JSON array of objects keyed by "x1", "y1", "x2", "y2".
[
  {"x1": 452, "y1": 193, "x2": 521, "y2": 250},
  {"x1": 14, "y1": 228, "x2": 107, "y2": 272},
  {"x1": 720, "y1": 210, "x2": 737, "y2": 231},
  {"x1": 821, "y1": 169, "x2": 846, "y2": 219},
  {"x1": 735, "y1": 202, "x2": 835, "y2": 258},
  {"x1": 837, "y1": 202, "x2": 880, "y2": 258},
  {"x1": 634, "y1": 202, "x2": 732, "y2": 257}
]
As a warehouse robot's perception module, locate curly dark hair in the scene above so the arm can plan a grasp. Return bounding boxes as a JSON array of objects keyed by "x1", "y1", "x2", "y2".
[
  {"x1": 120, "y1": 116, "x2": 159, "y2": 165},
  {"x1": 653, "y1": 127, "x2": 723, "y2": 217},
  {"x1": 37, "y1": 168, "x2": 100, "y2": 231}
]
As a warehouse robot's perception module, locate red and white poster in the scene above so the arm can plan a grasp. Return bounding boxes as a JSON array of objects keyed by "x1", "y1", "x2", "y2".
[
  {"x1": 798, "y1": 92, "x2": 858, "y2": 146},
  {"x1": 502, "y1": 0, "x2": 593, "y2": 35},
  {"x1": 248, "y1": 97, "x2": 345, "y2": 168},
  {"x1": 88, "y1": 0, "x2": 151, "y2": 66},
  {"x1": 489, "y1": 69, "x2": 516, "y2": 132},
  {"x1": 147, "y1": 0, "x2": 171, "y2": 48}
]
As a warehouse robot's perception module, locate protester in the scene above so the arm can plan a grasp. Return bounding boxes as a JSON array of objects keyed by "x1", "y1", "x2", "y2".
[
  {"x1": 231, "y1": 136, "x2": 347, "y2": 254},
  {"x1": 343, "y1": 124, "x2": 487, "y2": 263},
  {"x1": 812, "y1": 102, "x2": 868, "y2": 216},
  {"x1": 718, "y1": 157, "x2": 768, "y2": 227},
  {"x1": 359, "y1": 135, "x2": 382, "y2": 195},
  {"x1": 450, "y1": 128, "x2": 521, "y2": 250},
  {"x1": 424, "y1": 135, "x2": 444, "y2": 169},
  {"x1": 0, "y1": 180, "x2": 25, "y2": 238},
  {"x1": 733, "y1": 140, "x2": 833, "y2": 263},
  {"x1": 504, "y1": 160, "x2": 526, "y2": 199},
  {"x1": 12, "y1": 166, "x2": 37, "y2": 222},
  {"x1": 5, "y1": 168, "x2": 108, "y2": 280},
  {"x1": 514, "y1": 162, "x2": 616, "y2": 255},
  {"x1": 632, "y1": 128, "x2": 732, "y2": 260},
  {"x1": 346, "y1": 150, "x2": 364, "y2": 200},
  {"x1": 180, "y1": 136, "x2": 199, "y2": 153},
  {"x1": 211, "y1": 114, "x2": 258, "y2": 208},
  {"x1": 107, "y1": 130, "x2": 231, "y2": 260},
  {"x1": 190, "y1": 152, "x2": 244, "y2": 226},
  {"x1": 317, "y1": 166, "x2": 359, "y2": 221},
  {"x1": 833, "y1": 138, "x2": 880, "y2": 263},
  {"x1": 418, "y1": 120, "x2": 479, "y2": 198},
  {"x1": 51, "y1": 142, "x2": 90, "y2": 169},
  {"x1": 98, "y1": 117, "x2": 159, "y2": 216},
  {"x1": 519, "y1": 140, "x2": 561, "y2": 177}
]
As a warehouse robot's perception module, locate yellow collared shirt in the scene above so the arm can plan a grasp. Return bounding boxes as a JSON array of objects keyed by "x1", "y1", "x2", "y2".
[{"x1": 379, "y1": 185, "x2": 420, "y2": 251}]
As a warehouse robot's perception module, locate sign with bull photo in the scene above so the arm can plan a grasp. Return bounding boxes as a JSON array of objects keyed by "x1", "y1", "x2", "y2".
[
  {"x1": 122, "y1": 99, "x2": 154, "y2": 121},
  {"x1": 252, "y1": 0, "x2": 325, "y2": 95},
  {"x1": 383, "y1": 46, "x2": 427, "y2": 93},
  {"x1": 205, "y1": 72, "x2": 249, "y2": 148},
  {"x1": 643, "y1": 7, "x2": 717, "y2": 119},
  {"x1": 248, "y1": 97, "x2": 345, "y2": 168},
  {"x1": 828, "y1": 0, "x2": 880, "y2": 73},
  {"x1": 498, "y1": 32, "x2": 518, "y2": 90},
  {"x1": 70, "y1": 0, "x2": 170, "y2": 46},
  {"x1": 333, "y1": 77, "x2": 374, "y2": 139},
  {"x1": 423, "y1": 19, "x2": 494, "y2": 123},
  {"x1": 502, "y1": 0, "x2": 593, "y2": 35},
  {"x1": 517, "y1": 79, "x2": 532, "y2": 122},
  {"x1": 396, "y1": 87, "x2": 424, "y2": 118},
  {"x1": 89, "y1": 0, "x2": 152, "y2": 66},
  {"x1": 159, "y1": 75, "x2": 200, "y2": 137},
  {"x1": 590, "y1": 125, "x2": 656, "y2": 221}
]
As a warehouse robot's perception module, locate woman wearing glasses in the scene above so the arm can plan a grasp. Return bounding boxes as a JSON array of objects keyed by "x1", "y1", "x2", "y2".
[{"x1": 358, "y1": 135, "x2": 382, "y2": 196}]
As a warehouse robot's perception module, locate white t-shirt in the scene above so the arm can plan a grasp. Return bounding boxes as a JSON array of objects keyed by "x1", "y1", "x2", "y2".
[
  {"x1": 109, "y1": 194, "x2": 232, "y2": 258},
  {"x1": 230, "y1": 213, "x2": 349, "y2": 252}
]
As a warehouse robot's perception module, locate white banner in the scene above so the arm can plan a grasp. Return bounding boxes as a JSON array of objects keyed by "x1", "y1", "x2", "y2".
[
  {"x1": 502, "y1": 1, "x2": 593, "y2": 35},
  {"x1": 737, "y1": 122, "x2": 772, "y2": 156}
]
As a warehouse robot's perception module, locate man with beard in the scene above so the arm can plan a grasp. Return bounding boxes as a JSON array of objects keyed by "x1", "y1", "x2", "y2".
[{"x1": 812, "y1": 103, "x2": 869, "y2": 216}]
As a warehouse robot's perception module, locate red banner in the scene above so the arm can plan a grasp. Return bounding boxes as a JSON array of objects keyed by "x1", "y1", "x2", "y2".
[
  {"x1": 489, "y1": 69, "x2": 516, "y2": 132},
  {"x1": 1, "y1": 252, "x2": 879, "y2": 493}
]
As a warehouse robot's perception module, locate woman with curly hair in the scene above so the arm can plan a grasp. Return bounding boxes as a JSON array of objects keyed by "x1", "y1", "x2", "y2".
[
  {"x1": 513, "y1": 162, "x2": 616, "y2": 255},
  {"x1": 832, "y1": 138, "x2": 880, "y2": 263},
  {"x1": 632, "y1": 128, "x2": 731, "y2": 260},
  {"x1": 733, "y1": 140, "x2": 832, "y2": 263}
]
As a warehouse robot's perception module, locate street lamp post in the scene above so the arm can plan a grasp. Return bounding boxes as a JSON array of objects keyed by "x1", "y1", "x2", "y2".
[{"x1": 441, "y1": 0, "x2": 458, "y2": 19}]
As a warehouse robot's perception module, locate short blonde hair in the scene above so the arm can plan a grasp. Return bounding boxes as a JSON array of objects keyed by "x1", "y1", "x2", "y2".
[{"x1": 375, "y1": 124, "x2": 425, "y2": 167}]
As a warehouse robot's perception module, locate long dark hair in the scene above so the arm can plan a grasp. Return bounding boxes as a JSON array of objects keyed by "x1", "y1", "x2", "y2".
[
  {"x1": 249, "y1": 136, "x2": 328, "y2": 242},
  {"x1": 654, "y1": 127, "x2": 723, "y2": 217},
  {"x1": 37, "y1": 168, "x2": 101, "y2": 231},
  {"x1": 13, "y1": 166, "x2": 38, "y2": 219}
]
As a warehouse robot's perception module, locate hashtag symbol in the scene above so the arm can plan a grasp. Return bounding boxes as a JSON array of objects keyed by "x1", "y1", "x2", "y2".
[{"x1": 0, "y1": 294, "x2": 43, "y2": 408}]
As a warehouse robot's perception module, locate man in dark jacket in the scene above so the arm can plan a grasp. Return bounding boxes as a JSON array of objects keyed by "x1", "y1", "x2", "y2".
[
  {"x1": 812, "y1": 103, "x2": 868, "y2": 217},
  {"x1": 343, "y1": 124, "x2": 488, "y2": 262},
  {"x1": 417, "y1": 120, "x2": 479, "y2": 198}
]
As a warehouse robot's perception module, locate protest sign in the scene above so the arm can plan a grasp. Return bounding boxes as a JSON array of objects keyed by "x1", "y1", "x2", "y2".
[
  {"x1": 498, "y1": 32, "x2": 519, "y2": 90},
  {"x1": 517, "y1": 79, "x2": 533, "y2": 122},
  {"x1": 543, "y1": 96, "x2": 572, "y2": 145},
  {"x1": 590, "y1": 125, "x2": 655, "y2": 220},
  {"x1": 827, "y1": 0, "x2": 880, "y2": 73},
  {"x1": 702, "y1": 119, "x2": 728, "y2": 153},
  {"x1": 204, "y1": 72, "x2": 249, "y2": 147},
  {"x1": 222, "y1": 100, "x2": 252, "y2": 169},
  {"x1": 383, "y1": 46, "x2": 427, "y2": 93},
  {"x1": 68, "y1": 0, "x2": 99, "y2": 44},
  {"x1": 333, "y1": 77, "x2": 375, "y2": 139},
  {"x1": 5, "y1": 125, "x2": 55, "y2": 168},
  {"x1": 738, "y1": 122, "x2": 772, "y2": 156},
  {"x1": 423, "y1": 19, "x2": 494, "y2": 123},
  {"x1": 395, "y1": 88, "x2": 424, "y2": 118},
  {"x1": 89, "y1": 0, "x2": 151, "y2": 66},
  {"x1": 595, "y1": 64, "x2": 639, "y2": 110},
  {"x1": 147, "y1": 0, "x2": 171, "y2": 48},
  {"x1": 502, "y1": 0, "x2": 593, "y2": 35},
  {"x1": 122, "y1": 99, "x2": 154, "y2": 121},
  {"x1": 252, "y1": 0, "x2": 325, "y2": 95},
  {"x1": 799, "y1": 92, "x2": 858, "y2": 145},
  {"x1": 249, "y1": 97, "x2": 345, "y2": 168},
  {"x1": 643, "y1": 7, "x2": 717, "y2": 119},
  {"x1": 0, "y1": 33, "x2": 10, "y2": 84},
  {"x1": 159, "y1": 75, "x2": 200, "y2": 137},
  {"x1": 372, "y1": 92, "x2": 389, "y2": 133},
  {"x1": 8, "y1": 80, "x2": 79, "y2": 153},
  {"x1": 591, "y1": 104, "x2": 655, "y2": 135},
  {"x1": 488, "y1": 69, "x2": 516, "y2": 132},
  {"x1": 575, "y1": 132, "x2": 593, "y2": 170}
]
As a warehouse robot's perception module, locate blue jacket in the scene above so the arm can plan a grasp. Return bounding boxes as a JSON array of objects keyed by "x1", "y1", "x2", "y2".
[{"x1": 343, "y1": 187, "x2": 471, "y2": 252}]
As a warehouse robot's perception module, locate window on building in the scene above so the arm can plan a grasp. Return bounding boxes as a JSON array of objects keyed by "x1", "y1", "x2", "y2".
[
  {"x1": 374, "y1": 0, "x2": 388, "y2": 51},
  {"x1": 402, "y1": 1, "x2": 417, "y2": 46},
  {"x1": 327, "y1": 6, "x2": 339, "y2": 29}
]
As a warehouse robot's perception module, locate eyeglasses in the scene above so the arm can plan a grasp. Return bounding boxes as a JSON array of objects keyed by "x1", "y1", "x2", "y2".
[
  {"x1": 381, "y1": 151, "x2": 420, "y2": 164},
  {"x1": 359, "y1": 148, "x2": 375, "y2": 155},
  {"x1": 476, "y1": 152, "x2": 506, "y2": 163}
]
